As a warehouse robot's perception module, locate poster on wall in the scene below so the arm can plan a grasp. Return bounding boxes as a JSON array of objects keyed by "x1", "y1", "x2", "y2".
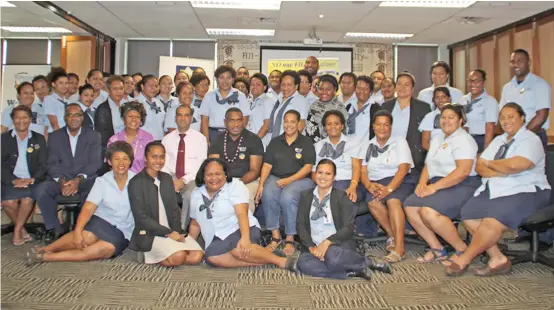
[
  {"x1": 268, "y1": 58, "x2": 340, "y2": 77},
  {"x1": 1, "y1": 65, "x2": 51, "y2": 111},
  {"x1": 159, "y1": 56, "x2": 215, "y2": 89}
]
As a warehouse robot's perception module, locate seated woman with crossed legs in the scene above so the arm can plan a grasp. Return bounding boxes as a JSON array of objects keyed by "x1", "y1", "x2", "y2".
[{"x1": 446, "y1": 103, "x2": 551, "y2": 276}]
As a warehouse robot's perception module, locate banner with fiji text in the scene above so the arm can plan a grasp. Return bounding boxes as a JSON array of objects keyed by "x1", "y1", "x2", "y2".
[{"x1": 267, "y1": 58, "x2": 340, "y2": 77}]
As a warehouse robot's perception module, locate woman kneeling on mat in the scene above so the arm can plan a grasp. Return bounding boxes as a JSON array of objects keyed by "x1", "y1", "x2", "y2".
[
  {"x1": 189, "y1": 158, "x2": 298, "y2": 271},
  {"x1": 27, "y1": 141, "x2": 136, "y2": 263},
  {"x1": 296, "y1": 159, "x2": 392, "y2": 280}
]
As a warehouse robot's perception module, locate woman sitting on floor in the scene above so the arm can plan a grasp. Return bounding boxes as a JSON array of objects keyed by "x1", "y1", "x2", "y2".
[
  {"x1": 360, "y1": 109, "x2": 415, "y2": 263},
  {"x1": 446, "y1": 102, "x2": 551, "y2": 276},
  {"x1": 189, "y1": 158, "x2": 298, "y2": 271},
  {"x1": 403, "y1": 104, "x2": 481, "y2": 264},
  {"x1": 128, "y1": 141, "x2": 204, "y2": 267},
  {"x1": 27, "y1": 141, "x2": 135, "y2": 263},
  {"x1": 296, "y1": 159, "x2": 392, "y2": 280}
]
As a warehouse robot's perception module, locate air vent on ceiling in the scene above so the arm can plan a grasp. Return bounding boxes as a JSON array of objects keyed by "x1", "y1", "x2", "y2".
[
  {"x1": 239, "y1": 17, "x2": 277, "y2": 25},
  {"x1": 451, "y1": 16, "x2": 489, "y2": 24}
]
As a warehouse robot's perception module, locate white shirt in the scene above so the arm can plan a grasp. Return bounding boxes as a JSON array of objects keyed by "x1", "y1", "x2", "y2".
[
  {"x1": 200, "y1": 88, "x2": 251, "y2": 128},
  {"x1": 336, "y1": 93, "x2": 357, "y2": 107},
  {"x1": 92, "y1": 89, "x2": 109, "y2": 109},
  {"x1": 361, "y1": 135, "x2": 414, "y2": 181},
  {"x1": 161, "y1": 128, "x2": 207, "y2": 184},
  {"x1": 43, "y1": 92, "x2": 67, "y2": 131},
  {"x1": 418, "y1": 85, "x2": 464, "y2": 110},
  {"x1": 67, "y1": 93, "x2": 80, "y2": 104},
  {"x1": 247, "y1": 93, "x2": 273, "y2": 146},
  {"x1": 107, "y1": 97, "x2": 125, "y2": 134},
  {"x1": 370, "y1": 90, "x2": 384, "y2": 105},
  {"x1": 310, "y1": 186, "x2": 336, "y2": 246},
  {"x1": 419, "y1": 109, "x2": 443, "y2": 142},
  {"x1": 499, "y1": 73, "x2": 552, "y2": 130},
  {"x1": 313, "y1": 134, "x2": 362, "y2": 181},
  {"x1": 67, "y1": 127, "x2": 82, "y2": 157},
  {"x1": 190, "y1": 178, "x2": 260, "y2": 248},
  {"x1": 264, "y1": 91, "x2": 309, "y2": 146},
  {"x1": 136, "y1": 92, "x2": 166, "y2": 140},
  {"x1": 457, "y1": 91, "x2": 499, "y2": 135},
  {"x1": 476, "y1": 127, "x2": 550, "y2": 199},
  {"x1": 346, "y1": 98, "x2": 374, "y2": 141},
  {"x1": 2, "y1": 103, "x2": 46, "y2": 135},
  {"x1": 391, "y1": 101, "x2": 410, "y2": 139},
  {"x1": 426, "y1": 127, "x2": 478, "y2": 178},
  {"x1": 305, "y1": 91, "x2": 318, "y2": 106}
]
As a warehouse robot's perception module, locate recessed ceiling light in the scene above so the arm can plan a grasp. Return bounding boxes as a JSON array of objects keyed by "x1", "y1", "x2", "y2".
[
  {"x1": 0, "y1": 1, "x2": 15, "y2": 7},
  {"x1": 191, "y1": 1, "x2": 281, "y2": 10},
  {"x1": 319, "y1": 14, "x2": 324, "y2": 18},
  {"x1": 0, "y1": 26, "x2": 72, "y2": 33},
  {"x1": 344, "y1": 32, "x2": 413, "y2": 40},
  {"x1": 379, "y1": 1, "x2": 476, "y2": 8},
  {"x1": 206, "y1": 28, "x2": 275, "y2": 36}
]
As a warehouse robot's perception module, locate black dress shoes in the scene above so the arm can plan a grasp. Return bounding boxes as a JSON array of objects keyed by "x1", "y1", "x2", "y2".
[
  {"x1": 347, "y1": 268, "x2": 372, "y2": 281},
  {"x1": 367, "y1": 259, "x2": 393, "y2": 274}
]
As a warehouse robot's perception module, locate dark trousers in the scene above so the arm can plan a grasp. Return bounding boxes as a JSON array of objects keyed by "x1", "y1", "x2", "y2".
[
  {"x1": 334, "y1": 180, "x2": 379, "y2": 237},
  {"x1": 297, "y1": 243, "x2": 369, "y2": 279},
  {"x1": 34, "y1": 178, "x2": 95, "y2": 232}
]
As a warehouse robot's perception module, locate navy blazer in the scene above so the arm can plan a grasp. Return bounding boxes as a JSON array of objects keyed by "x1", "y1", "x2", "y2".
[
  {"x1": 94, "y1": 100, "x2": 114, "y2": 148},
  {"x1": 46, "y1": 126, "x2": 103, "y2": 180},
  {"x1": 1, "y1": 130, "x2": 47, "y2": 185}
]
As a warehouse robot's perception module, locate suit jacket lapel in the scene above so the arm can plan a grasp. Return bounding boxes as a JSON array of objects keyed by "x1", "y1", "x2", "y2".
[
  {"x1": 330, "y1": 188, "x2": 341, "y2": 231},
  {"x1": 304, "y1": 191, "x2": 314, "y2": 234},
  {"x1": 25, "y1": 133, "x2": 35, "y2": 172},
  {"x1": 407, "y1": 97, "x2": 417, "y2": 140}
]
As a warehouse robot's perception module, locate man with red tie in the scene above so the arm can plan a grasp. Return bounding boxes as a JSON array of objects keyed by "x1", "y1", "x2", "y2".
[{"x1": 161, "y1": 105, "x2": 207, "y2": 230}]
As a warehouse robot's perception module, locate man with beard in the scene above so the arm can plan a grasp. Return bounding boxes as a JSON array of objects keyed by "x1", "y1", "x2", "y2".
[{"x1": 304, "y1": 56, "x2": 320, "y2": 79}]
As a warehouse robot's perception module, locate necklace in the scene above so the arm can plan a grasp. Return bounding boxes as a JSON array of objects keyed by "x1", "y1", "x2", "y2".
[{"x1": 223, "y1": 131, "x2": 243, "y2": 162}]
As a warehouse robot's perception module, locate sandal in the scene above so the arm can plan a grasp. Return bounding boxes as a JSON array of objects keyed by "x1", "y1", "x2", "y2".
[
  {"x1": 22, "y1": 232, "x2": 34, "y2": 243},
  {"x1": 385, "y1": 237, "x2": 395, "y2": 251},
  {"x1": 12, "y1": 238, "x2": 26, "y2": 246},
  {"x1": 283, "y1": 240, "x2": 296, "y2": 256},
  {"x1": 417, "y1": 248, "x2": 448, "y2": 264},
  {"x1": 442, "y1": 251, "x2": 465, "y2": 267},
  {"x1": 26, "y1": 250, "x2": 44, "y2": 265},
  {"x1": 265, "y1": 237, "x2": 282, "y2": 252},
  {"x1": 383, "y1": 250, "x2": 404, "y2": 263}
]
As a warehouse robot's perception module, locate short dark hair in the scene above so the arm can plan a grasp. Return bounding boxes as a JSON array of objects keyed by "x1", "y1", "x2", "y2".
[
  {"x1": 159, "y1": 75, "x2": 172, "y2": 85},
  {"x1": 16, "y1": 82, "x2": 33, "y2": 95},
  {"x1": 68, "y1": 72, "x2": 79, "y2": 81},
  {"x1": 103, "y1": 72, "x2": 111, "y2": 78},
  {"x1": 250, "y1": 73, "x2": 268, "y2": 92},
  {"x1": 441, "y1": 104, "x2": 465, "y2": 125},
  {"x1": 10, "y1": 105, "x2": 32, "y2": 120},
  {"x1": 396, "y1": 71, "x2": 416, "y2": 87},
  {"x1": 316, "y1": 158, "x2": 337, "y2": 176},
  {"x1": 233, "y1": 77, "x2": 250, "y2": 93},
  {"x1": 356, "y1": 75, "x2": 375, "y2": 93},
  {"x1": 215, "y1": 65, "x2": 236, "y2": 79},
  {"x1": 322, "y1": 110, "x2": 346, "y2": 126},
  {"x1": 281, "y1": 70, "x2": 300, "y2": 86},
  {"x1": 471, "y1": 69, "x2": 487, "y2": 81},
  {"x1": 176, "y1": 104, "x2": 194, "y2": 116},
  {"x1": 297, "y1": 70, "x2": 313, "y2": 84},
  {"x1": 145, "y1": 141, "x2": 165, "y2": 158},
  {"x1": 32, "y1": 75, "x2": 47, "y2": 84},
  {"x1": 225, "y1": 107, "x2": 243, "y2": 119},
  {"x1": 174, "y1": 71, "x2": 189, "y2": 82},
  {"x1": 78, "y1": 83, "x2": 94, "y2": 95},
  {"x1": 49, "y1": 68, "x2": 68, "y2": 84},
  {"x1": 270, "y1": 69, "x2": 282, "y2": 76},
  {"x1": 238, "y1": 66, "x2": 249, "y2": 74},
  {"x1": 382, "y1": 77, "x2": 396, "y2": 87},
  {"x1": 430, "y1": 61, "x2": 451, "y2": 76},
  {"x1": 372, "y1": 109, "x2": 393, "y2": 125},
  {"x1": 65, "y1": 103, "x2": 82, "y2": 115},
  {"x1": 137, "y1": 74, "x2": 157, "y2": 93},
  {"x1": 339, "y1": 72, "x2": 357, "y2": 84},
  {"x1": 512, "y1": 48, "x2": 530, "y2": 60},
  {"x1": 106, "y1": 140, "x2": 135, "y2": 167},
  {"x1": 190, "y1": 73, "x2": 210, "y2": 87},
  {"x1": 501, "y1": 102, "x2": 526, "y2": 122},
  {"x1": 120, "y1": 100, "x2": 147, "y2": 126},
  {"x1": 433, "y1": 86, "x2": 451, "y2": 103},
  {"x1": 107, "y1": 75, "x2": 124, "y2": 87},
  {"x1": 87, "y1": 69, "x2": 102, "y2": 80},
  {"x1": 284, "y1": 109, "x2": 300, "y2": 122},
  {"x1": 195, "y1": 158, "x2": 233, "y2": 187},
  {"x1": 319, "y1": 74, "x2": 338, "y2": 90},
  {"x1": 176, "y1": 81, "x2": 193, "y2": 96},
  {"x1": 132, "y1": 72, "x2": 143, "y2": 79}
]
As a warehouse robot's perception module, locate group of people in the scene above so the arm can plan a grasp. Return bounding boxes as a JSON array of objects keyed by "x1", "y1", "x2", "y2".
[{"x1": 1, "y1": 48, "x2": 551, "y2": 279}]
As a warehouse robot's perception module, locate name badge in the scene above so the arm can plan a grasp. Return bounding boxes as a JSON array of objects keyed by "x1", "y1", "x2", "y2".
[
  {"x1": 238, "y1": 146, "x2": 247, "y2": 152},
  {"x1": 323, "y1": 216, "x2": 332, "y2": 225},
  {"x1": 295, "y1": 148, "x2": 303, "y2": 159},
  {"x1": 239, "y1": 153, "x2": 246, "y2": 160}
]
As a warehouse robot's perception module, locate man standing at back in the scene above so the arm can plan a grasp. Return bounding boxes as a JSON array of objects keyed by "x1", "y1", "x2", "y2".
[{"x1": 304, "y1": 56, "x2": 320, "y2": 79}]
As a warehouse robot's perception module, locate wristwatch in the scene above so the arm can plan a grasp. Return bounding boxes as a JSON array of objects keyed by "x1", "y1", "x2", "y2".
[{"x1": 387, "y1": 187, "x2": 393, "y2": 193}]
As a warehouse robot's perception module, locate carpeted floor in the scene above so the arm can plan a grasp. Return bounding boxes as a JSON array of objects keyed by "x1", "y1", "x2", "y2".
[{"x1": 2, "y1": 233, "x2": 554, "y2": 310}]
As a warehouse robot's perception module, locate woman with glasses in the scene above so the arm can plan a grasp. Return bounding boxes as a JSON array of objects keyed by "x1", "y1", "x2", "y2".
[
  {"x1": 346, "y1": 75, "x2": 381, "y2": 141},
  {"x1": 445, "y1": 102, "x2": 550, "y2": 276}
]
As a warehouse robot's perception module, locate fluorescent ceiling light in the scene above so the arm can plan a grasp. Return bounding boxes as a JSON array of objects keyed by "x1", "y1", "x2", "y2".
[
  {"x1": 191, "y1": 1, "x2": 281, "y2": 10},
  {"x1": 206, "y1": 28, "x2": 275, "y2": 36},
  {"x1": 380, "y1": 0, "x2": 476, "y2": 8},
  {"x1": 1, "y1": 26, "x2": 72, "y2": 33},
  {"x1": 0, "y1": 1, "x2": 15, "y2": 7},
  {"x1": 345, "y1": 32, "x2": 413, "y2": 40}
]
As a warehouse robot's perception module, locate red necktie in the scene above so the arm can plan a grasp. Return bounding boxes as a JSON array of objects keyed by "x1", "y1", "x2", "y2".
[{"x1": 175, "y1": 133, "x2": 186, "y2": 179}]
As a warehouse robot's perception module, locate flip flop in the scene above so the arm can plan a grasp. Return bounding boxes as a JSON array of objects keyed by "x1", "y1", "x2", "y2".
[
  {"x1": 417, "y1": 248, "x2": 448, "y2": 264},
  {"x1": 385, "y1": 237, "x2": 395, "y2": 251},
  {"x1": 383, "y1": 250, "x2": 404, "y2": 263}
]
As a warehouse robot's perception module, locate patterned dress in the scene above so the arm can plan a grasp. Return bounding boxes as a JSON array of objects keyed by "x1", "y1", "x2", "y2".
[{"x1": 304, "y1": 97, "x2": 349, "y2": 144}]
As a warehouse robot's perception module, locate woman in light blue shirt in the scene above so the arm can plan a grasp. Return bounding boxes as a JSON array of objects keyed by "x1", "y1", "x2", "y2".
[
  {"x1": 27, "y1": 141, "x2": 136, "y2": 263},
  {"x1": 417, "y1": 61, "x2": 464, "y2": 110},
  {"x1": 247, "y1": 73, "x2": 272, "y2": 148},
  {"x1": 189, "y1": 158, "x2": 298, "y2": 271},
  {"x1": 136, "y1": 75, "x2": 166, "y2": 140},
  {"x1": 446, "y1": 103, "x2": 551, "y2": 277},
  {"x1": 1, "y1": 82, "x2": 47, "y2": 137},
  {"x1": 43, "y1": 69, "x2": 69, "y2": 132},
  {"x1": 165, "y1": 81, "x2": 200, "y2": 132},
  {"x1": 156, "y1": 75, "x2": 177, "y2": 113},
  {"x1": 404, "y1": 105, "x2": 481, "y2": 264},
  {"x1": 419, "y1": 87, "x2": 452, "y2": 151}
]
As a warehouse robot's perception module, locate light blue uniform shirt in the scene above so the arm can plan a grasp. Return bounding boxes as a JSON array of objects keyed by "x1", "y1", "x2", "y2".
[
  {"x1": 190, "y1": 178, "x2": 260, "y2": 248},
  {"x1": 477, "y1": 127, "x2": 550, "y2": 199},
  {"x1": 78, "y1": 102, "x2": 95, "y2": 127},
  {"x1": 346, "y1": 99, "x2": 374, "y2": 141},
  {"x1": 2, "y1": 103, "x2": 47, "y2": 135},
  {"x1": 12, "y1": 130, "x2": 32, "y2": 179},
  {"x1": 86, "y1": 170, "x2": 136, "y2": 240},
  {"x1": 361, "y1": 135, "x2": 414, "y2": 181},
  {"x1": 305, "y1": 91, "x2": 318, "y2": 106},
  {"x1": 136, "y1": 93, "x2": 166, "y2": 140},
  {"x1": 370, "y1": 90, "x2": 385, "y2": 105},
  {"x1": 92, "y1": 89, "x2": 109, "y2": 109},
  {"x1": 418, "y1": 85, "x2": 464, "y2": 110},
  {"x1": 426, "y1": 127, "x2": 478, "y2": 178},
  {"x1": 107, "y1": 97, "x2": 125, "y2": 134},
  {"x1": 499, "y1": 73, "x2": 552, "y2": 130},
  {"x1": 264, "y1": 91, "x2": 309, "y2": 146},
  {"x1": 310, "y1": 187, "x2": 336, "y2": 246},
  {"x1": 44, "y1": 92, "x2": 68, "y2": 131},
  {"x1": 67, "y1": 93, "x2": 80, "y2": 104},
  {"x1": 419, "y1": 109, "x2": 443, "y2": 142},
  {"x1": 337, "y1": 93, "x2": 357, "y2": 108},
  {"x1": 314, "y1": 134, "x2": 362, "y2": 181},
  {"x1": 247, "y1": 93, "x2": 273, "y2": 144},
  {"x1": 457, "y1": 91, "x2": 499, "y2": 135},
  {"x1": 391, "y1": 101, "x2": 410, "y2": 139},
  {"x1": 200, "y1": 88, "x2": 251, "y2": 129}
]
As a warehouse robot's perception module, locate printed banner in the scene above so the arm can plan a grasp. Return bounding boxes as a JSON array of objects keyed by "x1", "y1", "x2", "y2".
[
  {"x1": 159, "y1": 56, "x2": 215, "y2": 89},
  {"x1": 267, "y1": 58, "x2": 340, "y2": 77},
  {"x1": 1, "y1": 65, "x2": 51, "y2": 111}
]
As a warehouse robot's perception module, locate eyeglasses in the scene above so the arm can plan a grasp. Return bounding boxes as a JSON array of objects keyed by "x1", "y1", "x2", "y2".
[{"x1": 67, "y1": 113, "x2": 83, "y2": 118}]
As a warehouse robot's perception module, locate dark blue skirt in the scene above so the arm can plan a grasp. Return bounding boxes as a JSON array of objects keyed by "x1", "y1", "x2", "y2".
[
  {"x1": 403, "y1": 176, "x2": 481, "y2": 219},
  {"x1": 365, "y1": 174, "x2": 417, "y2": 203},
  {"x1": 472, "y1": 134, "x2": 485, "y2": 153},
  {"x1": 1, "y1": 183, "x2": 37, "y2": 201},
  {"x1": 205, "y1": 226, "x2": 261, "y2": 265},
  {"x1": 84, "y1": 215, "x2": 129, "y2": 257},
  {"x1": 461, "y1": 186, "x2": 551, "y2": 230}
]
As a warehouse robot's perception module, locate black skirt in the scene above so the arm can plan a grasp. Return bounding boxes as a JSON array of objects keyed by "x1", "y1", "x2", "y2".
[
  {"x1": 1, "y1": 183, "x2": 37, "y2": 201},
  {"x1": 84, "y1": 215, "x2": 129, "y2": 257}
]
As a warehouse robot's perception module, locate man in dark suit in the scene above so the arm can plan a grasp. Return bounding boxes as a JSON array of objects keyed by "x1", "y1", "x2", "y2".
[{"x1": 34, "y1": 103, "x2": 103, "y2": 238}]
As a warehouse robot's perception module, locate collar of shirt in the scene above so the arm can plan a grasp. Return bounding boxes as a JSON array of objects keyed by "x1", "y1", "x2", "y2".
[
  {"x1": 116, "y1": 128, "x2": 151, "y2": 141},
  {"x1": 499, "y1": 126, "x2": 527, "y2": 144},
  {"x1": 104, "y1": 170, "x2": 135, "y2": 191},
  {"x1": 393, "y1": 99, "x2": 411, "y2": 111},
  {"x1": 338, "y1": 93, "x2": 357, "y2": 104},
  {"x1": 278, "y1": 133, "x2": 301, "y2": 146},
  {"x1": 66, "y1": 127, "x2": 82, "y2": 138},
  {"x1": 252, "y1": 93, "x2": 268, "y2": 105},
  {"x1": 11, "y1": 129, "x2": 32, "y2": 140},
  {"x1": 372, "y1": 90, "x2": 382, "y2": 97},
  {"x1": 352, "y1": 98, "x2": 373, "y2": 111},
  {"x1": 278, "y1": 90, "x2": 299, "y2": 101},
  {"x1": 52, "y1": 92, "x2": 65, "y2": 102},
  {"x1": 199, "y1": 181, "x2": 229, "y2": 198},
  {"x1": 312, "y1": 186, "x2": 332, "y2": 200},
  {"x1": 78, "y1": 102, "x2": 94, "y2": 111},
  {"x1": 463, "y1": 90, "x2": 488, "y2": 103},
  {"x1": 215, "y1": 88, "x2": 239, "y2": 99},
  {"x1": 156, "y1": 94, "x2": 176, "y2": 103},
  {"x1": 108, "y1": 96, "x2": 122, "y2": 109},
  {"x1": 323, "y1": 133, "x2": 348, "y2": 146},
  {"x1": 510, "y1": 72, "x2": 536, "y2": 87},
  {"x1": 369, "y1": 135, "x2": 399, "y2": 148},
  {"x1": 444, "y1": 127, "x2": 465, "y2": 141}
]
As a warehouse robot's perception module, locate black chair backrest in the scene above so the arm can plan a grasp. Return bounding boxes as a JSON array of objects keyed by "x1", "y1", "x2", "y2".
[{"x1": 545, "y1": 145, "x2": 554, "y2": 203}]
